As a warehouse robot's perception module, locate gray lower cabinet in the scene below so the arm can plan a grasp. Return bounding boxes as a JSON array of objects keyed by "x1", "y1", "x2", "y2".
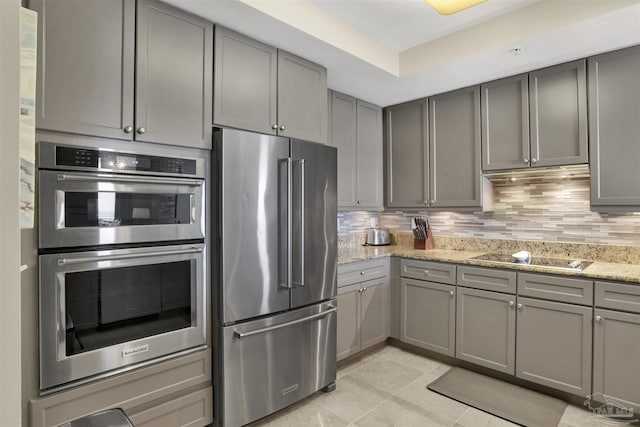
[
  {"x1": 529, "y1": 59, "x2": 588, "y2": 167},
  {"x1": 456, "y1": 286, "x2": 516, "y2": 374},
  {"x1": 330, "y1": 91, "x2": 383, "y2": 209},
  {"x1": 589, "y1": 45, "x2": 640, "y2": 210},
  {"x1": 30, "y1": 350, "x2": 212, "y2": 427},
  {"x1": 515, "y1": 297, "x2": 592, "y2": 396},
  {"x1": 337, "y1": 277, "x2": 389, "y2": 361},
  {"x1": 481, "y1": 74, "x2": 530, "y2": 171},
  {"x1": 384, "y1": 99, "x2": 429, "y2": 208},
  {"x1": 213, "y1": 27, "x2": 327, "y2": 144},
  {"x1": 593, "y1": 308, "x2": 640, "y2": 411},
  {"x1": 400, "y1": 278, "x2": 455, "y2": 356},
  {"x1": 33, "y1": 0, "x2": 213, "y2": 149},
  {"x1": 428, "y1": 85, "x2": 482, "y2": 209}
]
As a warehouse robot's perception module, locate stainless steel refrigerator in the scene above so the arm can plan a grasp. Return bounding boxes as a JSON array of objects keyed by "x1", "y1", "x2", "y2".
[{"x1": 213, "y1": 128, "x2": 337, "y2": 427}]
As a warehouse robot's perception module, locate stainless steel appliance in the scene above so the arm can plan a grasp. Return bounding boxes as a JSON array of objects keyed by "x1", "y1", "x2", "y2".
[
  {"x1": 214, "y1": 128, "x2": 337, "y2": 427},
  {"x1": 37, "y1": 139, "x2": 208, "y2": 394},
  {"x1": 38, "y1": 141, "x2": 206, "y2": 248},
  {"x1": 366, "y1": 227, "x2": 391, "y2": 246}
]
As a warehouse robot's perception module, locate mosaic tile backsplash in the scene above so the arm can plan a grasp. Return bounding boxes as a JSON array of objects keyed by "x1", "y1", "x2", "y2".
[{"x1": 338, "y1": 176, "x2": 640, "y2": 247}]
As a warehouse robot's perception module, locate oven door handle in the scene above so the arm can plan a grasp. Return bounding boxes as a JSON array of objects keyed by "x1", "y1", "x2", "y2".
[
  {"x1": 57, "y1": 173, "x2": 203, "y2": 186},
  {"x1": 57, "y1": 247, "x2": 202, "y2": 266},
  {"x1": 233, "y1": 307, "x2": 337, "y2": 339}
]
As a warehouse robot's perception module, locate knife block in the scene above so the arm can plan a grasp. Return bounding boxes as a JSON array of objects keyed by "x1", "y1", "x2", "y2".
[{"x1": 414, "y1": 229, "x2": 435, "y2": 250}]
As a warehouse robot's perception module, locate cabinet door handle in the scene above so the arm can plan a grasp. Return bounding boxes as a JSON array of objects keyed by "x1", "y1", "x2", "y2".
[
  {"x1": 509, "y1": 301, "x2": 515, "y2": 307},
  {"x1": 123, "y1": 126, "x2": 133, "y2": 133},
  {"x1": 357, "y1": 200, "x2": 361, "y2": 205},
  {"x1": 449, "y1": 290, "x2": 454, "y2": 297},
  {"x1": 531, "y1": 158, "x2": 538, "y2": 164},
  {"x1": 360, "y1": 271, "x2": 365, "y2": 275},
  {"x1": 363, "y1": 287, "x2": 367, "y2": 292},
  {"x1": 137, "y1": 127, "x2": 146, "y2": 134},
  {"x1": 272, "y1": 124, "x2": 278, "y2": 130},
  {"x1": 523, "y1": 158, "x2": 529, "y2": 164},
  {"x1": 595, "y1": 315, "x2": 602, "y2": 322},
  {"x1": 423, "y1": 200, "x2": 429, "y2": 205},
  {"x1": 279, "y1": 125, "x2": 286, "y2": 131},
  {"x1": 517, "y1": 303, "x2": 523, "y2": 310}
]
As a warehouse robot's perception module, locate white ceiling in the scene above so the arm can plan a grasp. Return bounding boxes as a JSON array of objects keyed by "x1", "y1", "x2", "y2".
[
  {"x1": 164, "y1": 0, "x2": 640, "y2": 107},
  {"x1": 309, "y1": 0, "x2": 539, "y2": 51}
]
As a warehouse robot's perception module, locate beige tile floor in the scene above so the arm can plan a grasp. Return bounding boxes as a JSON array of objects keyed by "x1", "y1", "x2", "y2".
[{"x1": 250, "y1": 345, "x2": 636, "y2": 427}]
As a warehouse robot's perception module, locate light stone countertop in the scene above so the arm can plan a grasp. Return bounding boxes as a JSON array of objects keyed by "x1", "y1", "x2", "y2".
[{"x1": 338, "y1": 244, "x2": 640, "y2": 284}]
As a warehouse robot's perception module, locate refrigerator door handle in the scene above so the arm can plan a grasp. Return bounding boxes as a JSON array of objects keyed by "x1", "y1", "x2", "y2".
[
  {"x1": 299, "y1": 158, "x2": 305, "y2": 287},
  {"x1": 233, "y1": 307, "x2": 337, "y2": 339},
  {"x1": 287, "y1": 157, "x2": 293, "y2": 290}
]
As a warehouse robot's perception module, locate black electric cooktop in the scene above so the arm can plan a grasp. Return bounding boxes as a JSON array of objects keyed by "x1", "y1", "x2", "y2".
[{"x1": 470, "y1": 253, "x2": 593, "y2": 271}]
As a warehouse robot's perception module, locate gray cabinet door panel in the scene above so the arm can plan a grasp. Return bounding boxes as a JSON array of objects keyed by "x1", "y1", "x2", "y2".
[
  {"x1": 337, "y1": 284, "x2": 361, "y2": 361},
  {"x1": 33, "y1": 0, "x2": 135, "y2": 139},
  {"x1": 330, "y1": 91, "x2": 357, "y2": 207},
  {"x1": 517, "y1": 273, "x2": 593, "y2": 305},
  {"x1": 385, "y1": 99, "x2": 429, "y2": 208},
  {"x1": 593, "y1": 309, "x2": 640, "y2": 411},
  {"x1": 456, "y1": 287, "x2": 516, "y2": 374},
  {"x1": 457, "y1": 266, "x2": 516, "y2": 294},
  {"x1": 356, "y1": 100, "x2": 384, "y2": 208},
  {"x1": 589, "y1": 46, "x2": 640, "y2": 209},
  {"x1": 481, "y1": 74, "x2": 530, "y2": 171},
  {"x1": 595, "y1": 281, "x2": 640, "y2": 314},
  {"x1": 360, "y1": 277, "x2": 389, "y2": 350},
  {"x1": 213, "y1": 26, "x2": 277, "y2": 135},
  {"x1": 429, "y1": 86, "x2": 481, "y2": 208},
  {"x1": 516, "y1": 297, "x2": 592, "y2": 396},
  {"x1": 401, "y1": 279, "x2": 455, "y2": 356},
  {"x1": 529, "y1": 59, "x2": 588, "y2": 167},
  {"x1": 277, "y1": 51, "x2": 328, "y2": 144},
  {"x1": 136, "y1": 0, "x2": 212, "y2": 149}
]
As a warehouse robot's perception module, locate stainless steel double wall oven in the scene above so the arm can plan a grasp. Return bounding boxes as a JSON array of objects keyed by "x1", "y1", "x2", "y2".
[{"x1": 38, "y1": 137, "x2": 208, "y2": 394}]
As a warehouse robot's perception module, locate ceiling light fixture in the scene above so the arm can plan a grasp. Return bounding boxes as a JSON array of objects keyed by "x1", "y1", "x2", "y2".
[{"x1": 424, "y1": 0, "x2": 487, "y2": 15}]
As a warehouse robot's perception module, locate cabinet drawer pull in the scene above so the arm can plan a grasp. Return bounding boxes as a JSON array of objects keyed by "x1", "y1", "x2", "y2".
[
  {"x1": 423, "y1": 269, "x2": 429, "y2": 275},
  {"x1": 360, "y1": 271, "x2": 365, "y2": 275}
]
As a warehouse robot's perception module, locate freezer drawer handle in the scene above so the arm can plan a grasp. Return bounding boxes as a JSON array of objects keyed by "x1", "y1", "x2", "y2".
[{"x1": 233, "y1": 307, "x2": 337, "y2": 339}]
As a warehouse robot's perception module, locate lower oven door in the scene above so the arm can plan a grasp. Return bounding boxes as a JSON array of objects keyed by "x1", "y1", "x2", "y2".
[
  {"x1": 220, "y1": 300, "x2": 337, "y2": 427},
  {"x1": 39, "y1": 243, "x2": 206, "y2": 393}
]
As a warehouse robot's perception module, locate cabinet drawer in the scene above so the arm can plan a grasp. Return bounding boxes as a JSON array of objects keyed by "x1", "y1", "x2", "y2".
[
  {"x1": 518, "y1": 273, "x2": 593, "y2": 305},
  {"x1": 338, "y1": 259, "x2": 388, "y2": 287},
  {"x1": 457, "y1": 266, "x2": 516, "y2": 293},
  {"x1": 400, "y1": 259, "x2": 456, "y2": 285},
  {"x1": 127, "y1": 387, "x2": 213, "y2": 427},
  {"x1": 595, "y1": 281, "x2": 640, "y2": 314}
]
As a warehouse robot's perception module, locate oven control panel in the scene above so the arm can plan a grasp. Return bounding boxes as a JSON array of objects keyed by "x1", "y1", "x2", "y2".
[{"x1": 55, "y1": 146, "x2": 197, "y2": 175}]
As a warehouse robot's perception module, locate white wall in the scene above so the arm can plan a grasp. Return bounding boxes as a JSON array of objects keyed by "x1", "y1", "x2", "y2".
[{"x1": 0, "y1": 0, "x2": 23, "y2": 425}]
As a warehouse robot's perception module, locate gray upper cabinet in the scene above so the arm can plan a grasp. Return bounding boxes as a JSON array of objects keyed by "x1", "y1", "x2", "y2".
[
  {"x1": 136, "y1": 0, "x2": 212, "y2": 149},
  {"x1": 33, "y1": 0, "x2": 212, "y2": 149},
  {"x1": 385, "y1": 99, "x2": 429, "y2": 208},
  {"x1": 589, "y1": 45, "x2": 640, "y2": 210},
  {"x1": 456, "y1": 286, "x2": 516, "y2": 374},
  {"x1": 355, "y1": 100, "x2": 384, "y2": 208},
  {"x1": 213, "y1": 29, "x2": 328, "y2": 144},
  {"x1": 429, "y1": 86, "x2": 481, "y2": 208},
  {"x1": 278, "y1": 51, "x2": 328, "y2": 143},
  {"x1": 330, "y1": 91, "x2": 383, "y2": 209},
  {"x1": 529, "y1": 60, "x2": 588, "y2": 167},
  {"x1": 515, "y1": 297, "x2": 592, "y2": 396},
  {"x1": 213, "y1": 26, "x2": 277, "y2": 136},
  {"x1": 481, "y1": 74, "x2": 530, "y2": 171},
  {"x1": 330, "y1": 91, "x2": 358, "y2": 206},
  {"x1": 33, "y1": 0, "x2": 135, "y2": 140}
]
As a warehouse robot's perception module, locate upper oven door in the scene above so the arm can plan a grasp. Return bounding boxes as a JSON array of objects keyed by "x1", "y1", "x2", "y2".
[{"x1": 39, "y1": 170, "x2": 205, "y2": 248}]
